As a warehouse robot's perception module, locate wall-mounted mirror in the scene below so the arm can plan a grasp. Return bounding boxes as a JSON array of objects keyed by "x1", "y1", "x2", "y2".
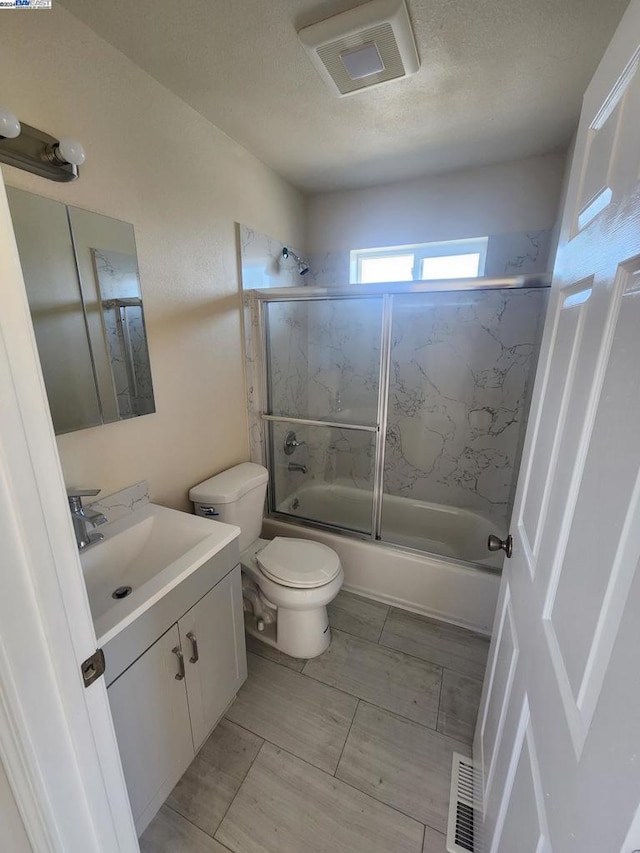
[{"x1": 7, "y1": 187, "x2": 155, "y2": 435}]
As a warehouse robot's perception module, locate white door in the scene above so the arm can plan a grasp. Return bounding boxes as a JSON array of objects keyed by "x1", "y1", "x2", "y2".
[
  {"x1": 475, "y1": 3, "x2": 640, "y2": 851},
  {"x1": 180, "y1": 566, "x2": 247, "y2": 751},
  {"x1": 0, "y1": 171, "x2": 139, "y2": 851},
  {"x1": 108, "y1": 625, "x2": 194, "y2": 835}
]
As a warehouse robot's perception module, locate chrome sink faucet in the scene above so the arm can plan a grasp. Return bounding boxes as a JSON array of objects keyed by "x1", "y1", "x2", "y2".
[{"x1": 67, "y1": 488, "x2": 107, "y2": 550}]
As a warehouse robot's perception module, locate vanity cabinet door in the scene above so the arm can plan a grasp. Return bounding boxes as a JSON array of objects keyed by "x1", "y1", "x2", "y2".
[
  {"x1": 179, "y1": 565, "x2": 247, "y2": 751},
  {"x1": 107, "y1": 624, "x2": 194, "y2": 834}
]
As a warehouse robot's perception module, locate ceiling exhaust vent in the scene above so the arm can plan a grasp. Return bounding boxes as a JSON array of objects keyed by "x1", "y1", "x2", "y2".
[{"x1": 298, "y1": 0, "x2": 420, "y2": 97}]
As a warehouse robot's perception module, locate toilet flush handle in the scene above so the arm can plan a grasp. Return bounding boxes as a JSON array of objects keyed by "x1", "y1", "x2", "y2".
[{"x1": 200, "y1": 505, "x2": 220, "y2": 517}]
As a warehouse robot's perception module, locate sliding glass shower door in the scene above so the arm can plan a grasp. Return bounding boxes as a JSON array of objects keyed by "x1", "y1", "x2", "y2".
[
  {"x1": 260, "y1": 284, "x2": 547, "y2": 567},
  {"x1": 264, "y1": 297, "x2": 384, "y2": 535},
  {"x1": 381, "y1": 288, "x2": 547, "y2": 564}
]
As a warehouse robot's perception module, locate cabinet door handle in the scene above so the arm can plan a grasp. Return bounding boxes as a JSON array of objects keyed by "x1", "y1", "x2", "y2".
[
  {"x1": 186, "y1": 631, "x2": 199, "y2": 664},
  {"x1": 172, "y1": 646, "x2": 185, "y2": 680}
]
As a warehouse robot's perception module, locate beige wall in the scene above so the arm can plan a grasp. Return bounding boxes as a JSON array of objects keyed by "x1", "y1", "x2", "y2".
[
  {"x1": 307, "y1": 152, "x2": 565, "y2": 253},
  {"x1": 1, "y1": 7, "x2": 305, "y2": 510}
]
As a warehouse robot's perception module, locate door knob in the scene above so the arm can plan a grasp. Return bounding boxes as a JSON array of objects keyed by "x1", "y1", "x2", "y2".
[{"x1": 488, "y1": 533, "x2": 513, "y2": 559}]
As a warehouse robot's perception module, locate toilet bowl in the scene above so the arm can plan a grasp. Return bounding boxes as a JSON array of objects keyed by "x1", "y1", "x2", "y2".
[
  {"x1": 241, "y1": 537, "x2": 343, "y2": 658},
  {"x1": 189, "y1": 463, "x2": 343, "y2": 658}
]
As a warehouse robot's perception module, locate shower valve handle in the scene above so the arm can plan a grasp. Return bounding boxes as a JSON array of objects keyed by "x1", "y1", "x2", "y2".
[{"x1": 488, "y1": 533, "x2": 513, "y2": 559}]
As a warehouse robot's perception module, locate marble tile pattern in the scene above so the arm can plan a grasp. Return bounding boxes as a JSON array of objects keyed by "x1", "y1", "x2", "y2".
[
  {"x1": 239, "y1": 225, "x2": 551, "y2": 294},
  {"x1": 241, "y1": 290, "x2": 266, "y2": 467},
  {"x1": 239, "y1": 222, "x2": 548, "y2": 537},
  {"x1": 267, "y1": 297, "x2": 382, "y2": 422},
  {"x1": 306, "y1": 248, "x2": 351, "y2": 286},
  {"x1": 270, "y1": 421, "x2": 377, "y2": 526},
  {"x1": 385, "y1": 287, "x2": 547, "y2": 527},
  {"x1": 484, "y1": 229, "x2": 553, "y2": 277},
  {"x1": 93, "y1": 249, "x2": 155, "y2": 418},
  {"x1": 101, "y1": 304, "x2": 155, "y2": 418},
  {"x1": 265, "y1": 297, "x2": 383, "y2": 505},
  {"x1": 238, "y1": 223, "x2": 308, "y2": 290},
  {"x1": 306, "y1": 230, "x2": 552, "y2": 288},
  {"x1": 101, "y1": 307, "x2": 133, "y2": 417},
  {"x1": 264, "y1": 287, "x2": 546, "y2": 532},
  {"x1": 238, "y1": 222, "x2": 311, "y2": 468},
  {"x1": 88, "y1": 480, "x2": 149, "y2": 525},
  {"x1": 143, "y1": 593, "x2": 488, "y2": 852},
  {"x1": 125, "y1": 307, "x2": 155, "y2": 415}
]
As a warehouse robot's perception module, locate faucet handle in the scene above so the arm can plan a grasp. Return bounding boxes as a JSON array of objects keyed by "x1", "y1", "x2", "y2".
[
  {"x1": 67, "y1": 488, "x2": 101, "y2": 513},
  {"x1": 66, "y1": 488, "x2": 101, "y2": 498}
]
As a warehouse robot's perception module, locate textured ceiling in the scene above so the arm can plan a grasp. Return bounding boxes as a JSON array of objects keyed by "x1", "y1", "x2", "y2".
[{"x1": 60, "y1": 0, "x2": 628, "y2": 193}]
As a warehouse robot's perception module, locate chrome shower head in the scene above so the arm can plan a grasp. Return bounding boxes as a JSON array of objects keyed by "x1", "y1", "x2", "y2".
[{"x1": 282, "y1": 247, "x2": 310, "y2": 276}]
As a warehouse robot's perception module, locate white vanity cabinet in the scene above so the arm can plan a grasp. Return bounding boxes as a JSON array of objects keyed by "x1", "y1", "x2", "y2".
[
  {"x1": 107, "y1": 624, "x2": 194, "y2": 832},
  {"x1": 179, "y1": 566, "x2": 246, "y2": 750},
  {"x1": 107, "y1": 563, "x2": 247, "y2": 835}
]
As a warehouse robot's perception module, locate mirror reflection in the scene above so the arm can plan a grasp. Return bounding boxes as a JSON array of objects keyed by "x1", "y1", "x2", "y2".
[{"x1": 7, "y1": 188, "x2": 155, "y2": 434}]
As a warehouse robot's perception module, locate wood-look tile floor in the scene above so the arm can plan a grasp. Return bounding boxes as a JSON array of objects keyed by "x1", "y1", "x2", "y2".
[{"x1": 141, "y1": 590, "x2": 489, "y2": 853}]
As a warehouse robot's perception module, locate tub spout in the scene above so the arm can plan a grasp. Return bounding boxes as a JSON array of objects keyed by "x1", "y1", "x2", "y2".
[{"x1": 288, "y1": 462, "x2": 308, "y2": 474}]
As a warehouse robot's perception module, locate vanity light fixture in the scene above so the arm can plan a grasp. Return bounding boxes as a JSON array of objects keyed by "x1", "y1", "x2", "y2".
[
  {"x1": 0, "y1": 106, "x2": 85, "y2": 182},
  {"x1": 0, "y1": 106, "x2": 21, "y2": 140}
]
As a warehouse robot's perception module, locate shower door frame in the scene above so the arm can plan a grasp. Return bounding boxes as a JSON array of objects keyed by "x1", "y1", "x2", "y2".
[{"x1": 255, "y1": 274, "x2": 551, "y2": 561}]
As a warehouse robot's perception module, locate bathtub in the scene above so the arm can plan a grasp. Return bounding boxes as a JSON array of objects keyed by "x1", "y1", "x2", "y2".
[{"x1": 265, "y1": 481, "x2": 502, "y2": 634}]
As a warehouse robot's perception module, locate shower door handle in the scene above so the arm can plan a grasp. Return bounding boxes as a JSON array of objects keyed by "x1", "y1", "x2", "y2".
[{"x1": 488, "y1": 533, "x2": 513, "y2": 559}]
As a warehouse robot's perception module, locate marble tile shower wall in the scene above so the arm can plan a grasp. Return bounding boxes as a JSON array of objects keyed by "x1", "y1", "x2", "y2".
[
  {"x1": 385, "y1": 288, "x2": 547, "y2": 527},
  {"x1": 305, "y1": 229, "x2": 553, "y2": 286},
  {"x1": 102, "y1": 306, "x2": 154, "y2": 417},
  {"x1": 267, "y1": 299, "x2": 382, "y2": 504},
  {"x1": 239, "y1": 225, "x2": 548, "y2": 528},
  {"x1": 238, "y1": 224, "x2": 308, "y2": 290},
  {"x1": 237, "y1": 223, "x2": 553, "y2": 293},
  {"x1": 238, "y1": 223, "x2": 310, "y2": 470}
]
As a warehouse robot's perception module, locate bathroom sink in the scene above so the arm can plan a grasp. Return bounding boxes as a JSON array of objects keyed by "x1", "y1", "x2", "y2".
[{"x1": 80, "y1": 502, "x2": 240, "y2": 648}]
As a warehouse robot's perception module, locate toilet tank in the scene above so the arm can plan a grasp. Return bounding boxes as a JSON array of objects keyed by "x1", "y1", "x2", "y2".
[{"x1": 189, "y1": 463, "x2": 268, "y2": 552}]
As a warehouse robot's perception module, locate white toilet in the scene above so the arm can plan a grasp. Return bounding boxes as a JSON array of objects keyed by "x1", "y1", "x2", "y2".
[{"x1": 189, "y1": 463, "x2": 343, "y2": 658}]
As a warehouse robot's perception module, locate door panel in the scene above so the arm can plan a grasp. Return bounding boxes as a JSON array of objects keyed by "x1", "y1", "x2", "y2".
[
  {"x1": 531, "y1": 278, "x2": 618, "y2": 589},
  {"x1": 573, "y1": 48, "x2": 640, "y2": 234},
  {"x1": 519, "y1": 280, "x2": 592, "y2": 564},
  {"x1": 180, "y1": 566, "x2": 247, "y2": 751},
  {"x1": 476, "y1": 4, "x2": 640, "y2": 850},
  {"x1": 479, "y1": 584, "x2": 518, "y2": 805},
  {"x1": 108, "y1": 625, "x2": 193, "y2": 833},
  {"x1": 550, "y1": 263, "x2": 640, "y2": 697},
  {"x1": 491, "y1": 699, "x2": 549, "y2": 853}
]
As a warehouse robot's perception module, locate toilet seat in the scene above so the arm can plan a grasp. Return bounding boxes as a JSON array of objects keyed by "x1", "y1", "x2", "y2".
[{"x1": 257, "y1": 537, "x2": 341, "y2": 588}]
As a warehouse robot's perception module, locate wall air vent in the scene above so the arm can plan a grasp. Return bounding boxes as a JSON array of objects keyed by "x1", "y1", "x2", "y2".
[
  {"x1": 447, "y1": 753, "x2": 478, "y2": 852},
  {"x1": 298, "y1": 0, "x2": 420, "y2": 97}
]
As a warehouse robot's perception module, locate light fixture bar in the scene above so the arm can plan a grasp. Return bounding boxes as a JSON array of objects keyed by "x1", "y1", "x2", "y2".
[{"x1": 0, "y1": 122, "x2": 81, "y2": 182}]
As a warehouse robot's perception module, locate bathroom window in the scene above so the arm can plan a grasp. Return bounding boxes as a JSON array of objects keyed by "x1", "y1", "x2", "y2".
[{"x1": 351, "y1": 237, "x2": 488, "y2": 283}]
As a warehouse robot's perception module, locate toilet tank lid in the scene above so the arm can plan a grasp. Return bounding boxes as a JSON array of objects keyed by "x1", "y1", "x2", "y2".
[{"x1": 189, "y1": 462, "x2": 268, "y2": 504}]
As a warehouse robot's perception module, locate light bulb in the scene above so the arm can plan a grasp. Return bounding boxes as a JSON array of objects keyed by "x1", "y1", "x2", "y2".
[
  {"x1": 0, "y1": 106, "x2": 21, "y2": 139},
  {"x1": 57, "y1": 137, "x2": 85, "y2": 166}
]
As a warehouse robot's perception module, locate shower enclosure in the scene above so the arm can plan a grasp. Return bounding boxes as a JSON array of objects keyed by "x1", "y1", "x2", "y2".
[{"x1": 255, "y1": 278, "x2": 548, "y2": 570}]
